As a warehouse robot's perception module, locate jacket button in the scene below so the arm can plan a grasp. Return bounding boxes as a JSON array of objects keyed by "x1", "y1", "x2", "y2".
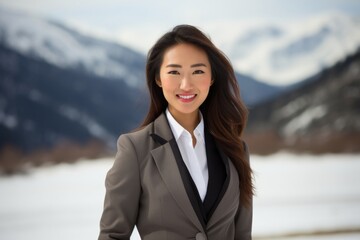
[{"x1": 196, "y1": 232, "x2": 206, "y2": 240}]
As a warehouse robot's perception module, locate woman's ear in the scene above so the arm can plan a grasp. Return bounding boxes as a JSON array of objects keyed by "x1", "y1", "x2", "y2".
[
  {"x1": 156, "y1": 79, "x2": 162, "y2": 87},
  {"x1": 210, "y1": 79, "x2": 214, "y2": 86}
]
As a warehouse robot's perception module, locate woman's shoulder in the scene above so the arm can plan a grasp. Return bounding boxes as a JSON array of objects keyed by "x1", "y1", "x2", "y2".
[
  {"x1": 117, "y1": 113, "x2": 170, "y2": 150},
  {"x1": 117, "y1": 121, "x2": 155, "y2": 147},
  {"x1": 115, "y1": 121, "x2": 158, "y2": 163}
]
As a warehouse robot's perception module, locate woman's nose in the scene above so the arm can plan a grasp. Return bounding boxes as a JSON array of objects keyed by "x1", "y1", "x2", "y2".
[{"x1": 179, "y1": 75, "x2": 193, "y2": 91}]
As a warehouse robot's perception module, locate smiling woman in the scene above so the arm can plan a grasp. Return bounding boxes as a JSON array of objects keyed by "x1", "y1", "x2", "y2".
[{"x1": 98, "y1": 25, "x2": 253, "y2": 240}]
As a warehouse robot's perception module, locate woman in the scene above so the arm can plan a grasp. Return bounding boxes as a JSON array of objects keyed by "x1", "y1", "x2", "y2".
[{"x1": 99, "y1": 25, "x2": 254, "y2": 240}]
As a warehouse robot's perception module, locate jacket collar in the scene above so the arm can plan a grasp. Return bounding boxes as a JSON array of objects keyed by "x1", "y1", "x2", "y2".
[{"x1": 151, "y1": 112, "x2": 174, "y2": 144}]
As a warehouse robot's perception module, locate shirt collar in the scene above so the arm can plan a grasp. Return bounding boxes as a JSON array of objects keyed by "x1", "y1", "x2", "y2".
[{"x1": 166, "y1": 108, "x2": 205, "y2": 142}]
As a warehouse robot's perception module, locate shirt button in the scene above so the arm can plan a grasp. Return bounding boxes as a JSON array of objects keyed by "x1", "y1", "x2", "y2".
[{"x1": 196, "y1": 232, "x2": 207, "y2": 240}]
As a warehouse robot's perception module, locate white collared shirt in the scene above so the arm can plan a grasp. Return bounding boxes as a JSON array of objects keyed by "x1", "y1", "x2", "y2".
[{"x1": 166, "y1": 109, "x2": 208, "y2": 201}]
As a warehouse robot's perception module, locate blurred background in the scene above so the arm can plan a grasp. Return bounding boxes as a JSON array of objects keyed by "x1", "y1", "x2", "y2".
[{"x1": 0, "y1": 0, "x2": 359, "y2": 239}]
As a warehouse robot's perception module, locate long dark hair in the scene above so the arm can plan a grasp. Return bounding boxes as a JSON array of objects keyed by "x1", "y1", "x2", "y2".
[{"x1": 142, "y1": 24, "x2": 253, "y2": 207}]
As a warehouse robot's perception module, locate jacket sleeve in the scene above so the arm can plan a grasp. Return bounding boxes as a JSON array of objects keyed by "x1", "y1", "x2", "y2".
[
  {"x1": 98, "y1": 134, "x2": 141, "y2": 240},
  {"x1": 234, "y1": 198, "x2": 253, "y2": 239},
  {"x1": 235, "y1": 142, "x2": 253, "y2": 240}
]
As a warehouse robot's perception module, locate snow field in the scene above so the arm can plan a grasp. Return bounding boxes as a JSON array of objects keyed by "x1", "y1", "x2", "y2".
[{"x1": 0, "y1": 153, "x2": 359, "y2": 239}]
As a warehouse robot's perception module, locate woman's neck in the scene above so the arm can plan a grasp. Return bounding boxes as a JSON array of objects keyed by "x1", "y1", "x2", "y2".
[{"x1": 169, "y1": 109, "x2": 200, "y2": 133}]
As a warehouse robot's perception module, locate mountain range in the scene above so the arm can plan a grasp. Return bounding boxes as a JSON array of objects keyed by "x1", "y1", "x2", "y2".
[
  {"x1": 0, "y1": 7, "x2": 281, "y2": 105},
  {"x1": 0, "y1": 7, "x2": 281, "y2": 172},
  {"x1": 0, "y1": 7, "x2": 359, "y2": 172}
]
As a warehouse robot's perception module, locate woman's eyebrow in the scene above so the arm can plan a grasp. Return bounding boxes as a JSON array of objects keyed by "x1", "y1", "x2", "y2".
[
  {"x1": 165, "y1": 63, "x2": 207, "y2": 68},
  {"x1": 191, "y1": 63, "x2": 207, "y2": 68},
  {"x1": 166, "y1": 64, "x2": 182, "y2": 68}
]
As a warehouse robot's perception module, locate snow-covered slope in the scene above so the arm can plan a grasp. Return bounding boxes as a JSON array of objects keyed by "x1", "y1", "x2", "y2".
[
  {"x1": 0, "y1": 7, "x2": 145, "y2": 88},
  {"x1": 0, "y1": 45, "x2": 147, "y2": 153},
  {"x1": 245, "y1": 48, "x2": 360, "y2": 154},
  {"x1": 224, "y1": 12, "x2": 360, "y2": 86}
]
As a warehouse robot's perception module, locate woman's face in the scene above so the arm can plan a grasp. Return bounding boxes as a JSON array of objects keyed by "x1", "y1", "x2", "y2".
[{"x1": 157, "y1": 43, "x2": 212, "y2": 121}]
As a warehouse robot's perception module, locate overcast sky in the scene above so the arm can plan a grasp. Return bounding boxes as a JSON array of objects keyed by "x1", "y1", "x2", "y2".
[{"x1": 1, "y1": 0, "x2": 360, "y2": 52}]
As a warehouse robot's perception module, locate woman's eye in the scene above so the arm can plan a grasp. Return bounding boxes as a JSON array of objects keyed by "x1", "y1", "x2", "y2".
[
  {"x1": 168, "y1": 70, "x2": 180, "y2": 75},
  {"x1": 193, "y1": 70, "x2": 204, "y2": 74}
]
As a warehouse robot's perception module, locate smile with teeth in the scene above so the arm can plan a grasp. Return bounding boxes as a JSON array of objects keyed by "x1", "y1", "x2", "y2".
[{"x1": 178, "y1": 94, "x2": 195, "y2": 99}]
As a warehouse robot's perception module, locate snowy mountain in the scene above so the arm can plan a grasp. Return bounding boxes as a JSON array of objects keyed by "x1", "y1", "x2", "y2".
[
  {"x1": 0, "y1": 7, "x2": 146, "y2": 88},
  {"x1": 245, "y1": 48, "x2": 360, "y2": 154},
  {"x1": 0, "y1": 6, "x2": 282, "y2": 105},
  {"x1": 0, "y1": 44, "x2": 147, "y2": 157},
  {"x1": 0, "y1": 6, "x2": 284, "y2": 167},
  {"x1": 2, "y1": 6, "x2": 359, "y2": 89},
  {"x1": 225, "y1": 12, "x2": 360, "y2": 86}
]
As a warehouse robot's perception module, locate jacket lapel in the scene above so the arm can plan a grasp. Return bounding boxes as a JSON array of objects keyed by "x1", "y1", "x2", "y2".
[
  {"x1": 150, "y1": 113, "x2": 204, "y2": 231},
  {"x1": 207, "y1": 147, "x2": 240, "y2": 229},
  {"x1": 203, "y1": 132, "x2": 228, "y2": 221}
]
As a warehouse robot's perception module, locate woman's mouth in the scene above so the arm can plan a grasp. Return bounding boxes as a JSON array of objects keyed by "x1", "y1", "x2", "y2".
[{"x1": 177, "y1": 94, "x2": 196, "y2": 102}]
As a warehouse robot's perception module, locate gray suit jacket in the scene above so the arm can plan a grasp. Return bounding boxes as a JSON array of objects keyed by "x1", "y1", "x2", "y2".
[{"x1": 99, "y1": 113, "x2": 252, "y2": 240}]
